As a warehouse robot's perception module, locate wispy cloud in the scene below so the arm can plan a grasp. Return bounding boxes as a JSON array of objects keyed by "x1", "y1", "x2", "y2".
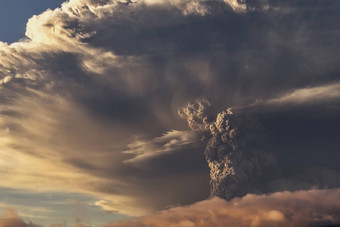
[
  {"x1": 263, "y1": 83, "x2": 340, "y2": 105},
  {"x1": 123, "y1": 130, "x2": 199, "y2": 163}
]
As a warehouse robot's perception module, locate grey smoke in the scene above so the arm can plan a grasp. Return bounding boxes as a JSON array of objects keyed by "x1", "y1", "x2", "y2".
[
  {"x1": 179, "y1": 99, "x2": 340, "y2": 200},
  {"x1": 205, "y1": 108, "x2": 277, "y2": 199},
  {"x1": 178, "y1": 98, "x2": 211, "y2": 132},
  {"x1": 179, "y1": 99, "x2": 277, "y2": 199}
]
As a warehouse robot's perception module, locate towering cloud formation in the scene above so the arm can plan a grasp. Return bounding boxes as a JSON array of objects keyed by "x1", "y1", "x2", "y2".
[
  {"x1": 179, "y1": 99, "x2": 277, "y2": 199},
  {"x1": 206, "y1": 109, "x2": 277, "y2": 199},
  {"x1": 180, "y1": 99, "x2": 340, "y2": 201}
]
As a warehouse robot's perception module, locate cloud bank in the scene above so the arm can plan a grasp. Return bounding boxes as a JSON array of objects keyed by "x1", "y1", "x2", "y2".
[{"x1": 106, "y1": 189, "x2": 340, "y2": 227}]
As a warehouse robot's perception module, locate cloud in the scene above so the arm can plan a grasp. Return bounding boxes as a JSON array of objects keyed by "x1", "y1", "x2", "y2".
[
  {"x1": 0, "y1": 202, "x2": 51, "y2": 221},
  {"x1": 0, "y1": 208, "x2": 40, "y2": 227},
  {"x1": 106, "y1": 189, "x2": 340, "y2": 227},
  {"x1": 179, "y1": 99, "x2": 340, "y2": 200},
  {"x1": 123, "y1": 130, "x2": 199, "y2": 163},
  {"x1": 73, "y1": 224, "x2": 90, "y2": 227},
  {"x1": 205, "y1": 108, "x2": 277, "y2": 199},
  {"x1": 178, "y1": 99, "x2": 211, "y2": 132},
  {"x1": 0, "y1": 0, "x2": 339, "y2": 221},
  {"x1": 256, "y1": 83, "x2": 340, "y2": 106},
  {"x1": 50, "y1": 224, "x2": 90, "y2": 227},
  {"x1": 223, "y1": 0, "x2": 247, "y2": 12},
  {"x1": 180, "y1": 100, "x2": 277, "y2": 199}
]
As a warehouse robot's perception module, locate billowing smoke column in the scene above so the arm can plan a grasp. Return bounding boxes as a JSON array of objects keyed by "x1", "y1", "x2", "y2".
[{"x1": 179, "y1": 99, "x2": 276, "y2": 200}]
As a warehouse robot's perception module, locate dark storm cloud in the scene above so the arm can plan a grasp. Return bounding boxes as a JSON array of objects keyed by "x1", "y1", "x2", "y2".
[
  {"x1": 0, "y1": 0, "x2": 339, "y2": 217},
  {"x1": 69, "y1": 0, "x2": 339, "y2": 102}
]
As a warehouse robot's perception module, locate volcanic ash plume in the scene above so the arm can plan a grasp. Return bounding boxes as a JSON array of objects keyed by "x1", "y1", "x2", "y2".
[{"x1": 179, "y1": 100, "x2": 277, "y2": 200}]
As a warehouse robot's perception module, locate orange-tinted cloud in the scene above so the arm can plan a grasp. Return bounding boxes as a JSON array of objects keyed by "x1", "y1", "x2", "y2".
[
  {"x1": 50, "y1": 224, "x2": 90, "y2": 227},
  {"x1": 73, "y1": 224, "x2": 90, "y2": 227},
  {"x1": 0, "y1": 208, "x2": 39, "y2": 227},
  {"x1": 106, "y1": 189, "x2": 340, "y2": 227}
]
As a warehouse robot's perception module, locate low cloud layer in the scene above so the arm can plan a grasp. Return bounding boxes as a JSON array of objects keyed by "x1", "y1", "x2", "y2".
[
  {"x1": 106, "y1": 189, "x2": 340, "y2": 227},
  {"x1": 0, "y1": 209, "x2": 39, "y2": 227}
]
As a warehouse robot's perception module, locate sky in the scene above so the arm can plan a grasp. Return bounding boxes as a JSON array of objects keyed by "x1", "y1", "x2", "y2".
[
  {"x1": 0, "y1": 0, "x2": 339, "y2": 226},
  {"x1": 0, "y1": 0, "x2": 64, "y2": 43}
]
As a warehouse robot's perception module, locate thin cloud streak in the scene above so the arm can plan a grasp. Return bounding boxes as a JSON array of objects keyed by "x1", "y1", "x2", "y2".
[
  {"x1": 123, "y1": 130, "x2": 199, "y2": 163},
  {"x1": 258, "y1": 83, "x2": 340, "y2": 106}
]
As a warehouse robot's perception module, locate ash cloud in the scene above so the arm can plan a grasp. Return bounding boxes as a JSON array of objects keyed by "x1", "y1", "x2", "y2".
[
  {"x1": 180, "y1": 99, "x2": 340, "y2": 200},
  {"x1": 205, "y1": 108, "x2": 277, "y2": 199},
  {"x1": 180, "y1": 99, "x2": 277, "y2": 199}
]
